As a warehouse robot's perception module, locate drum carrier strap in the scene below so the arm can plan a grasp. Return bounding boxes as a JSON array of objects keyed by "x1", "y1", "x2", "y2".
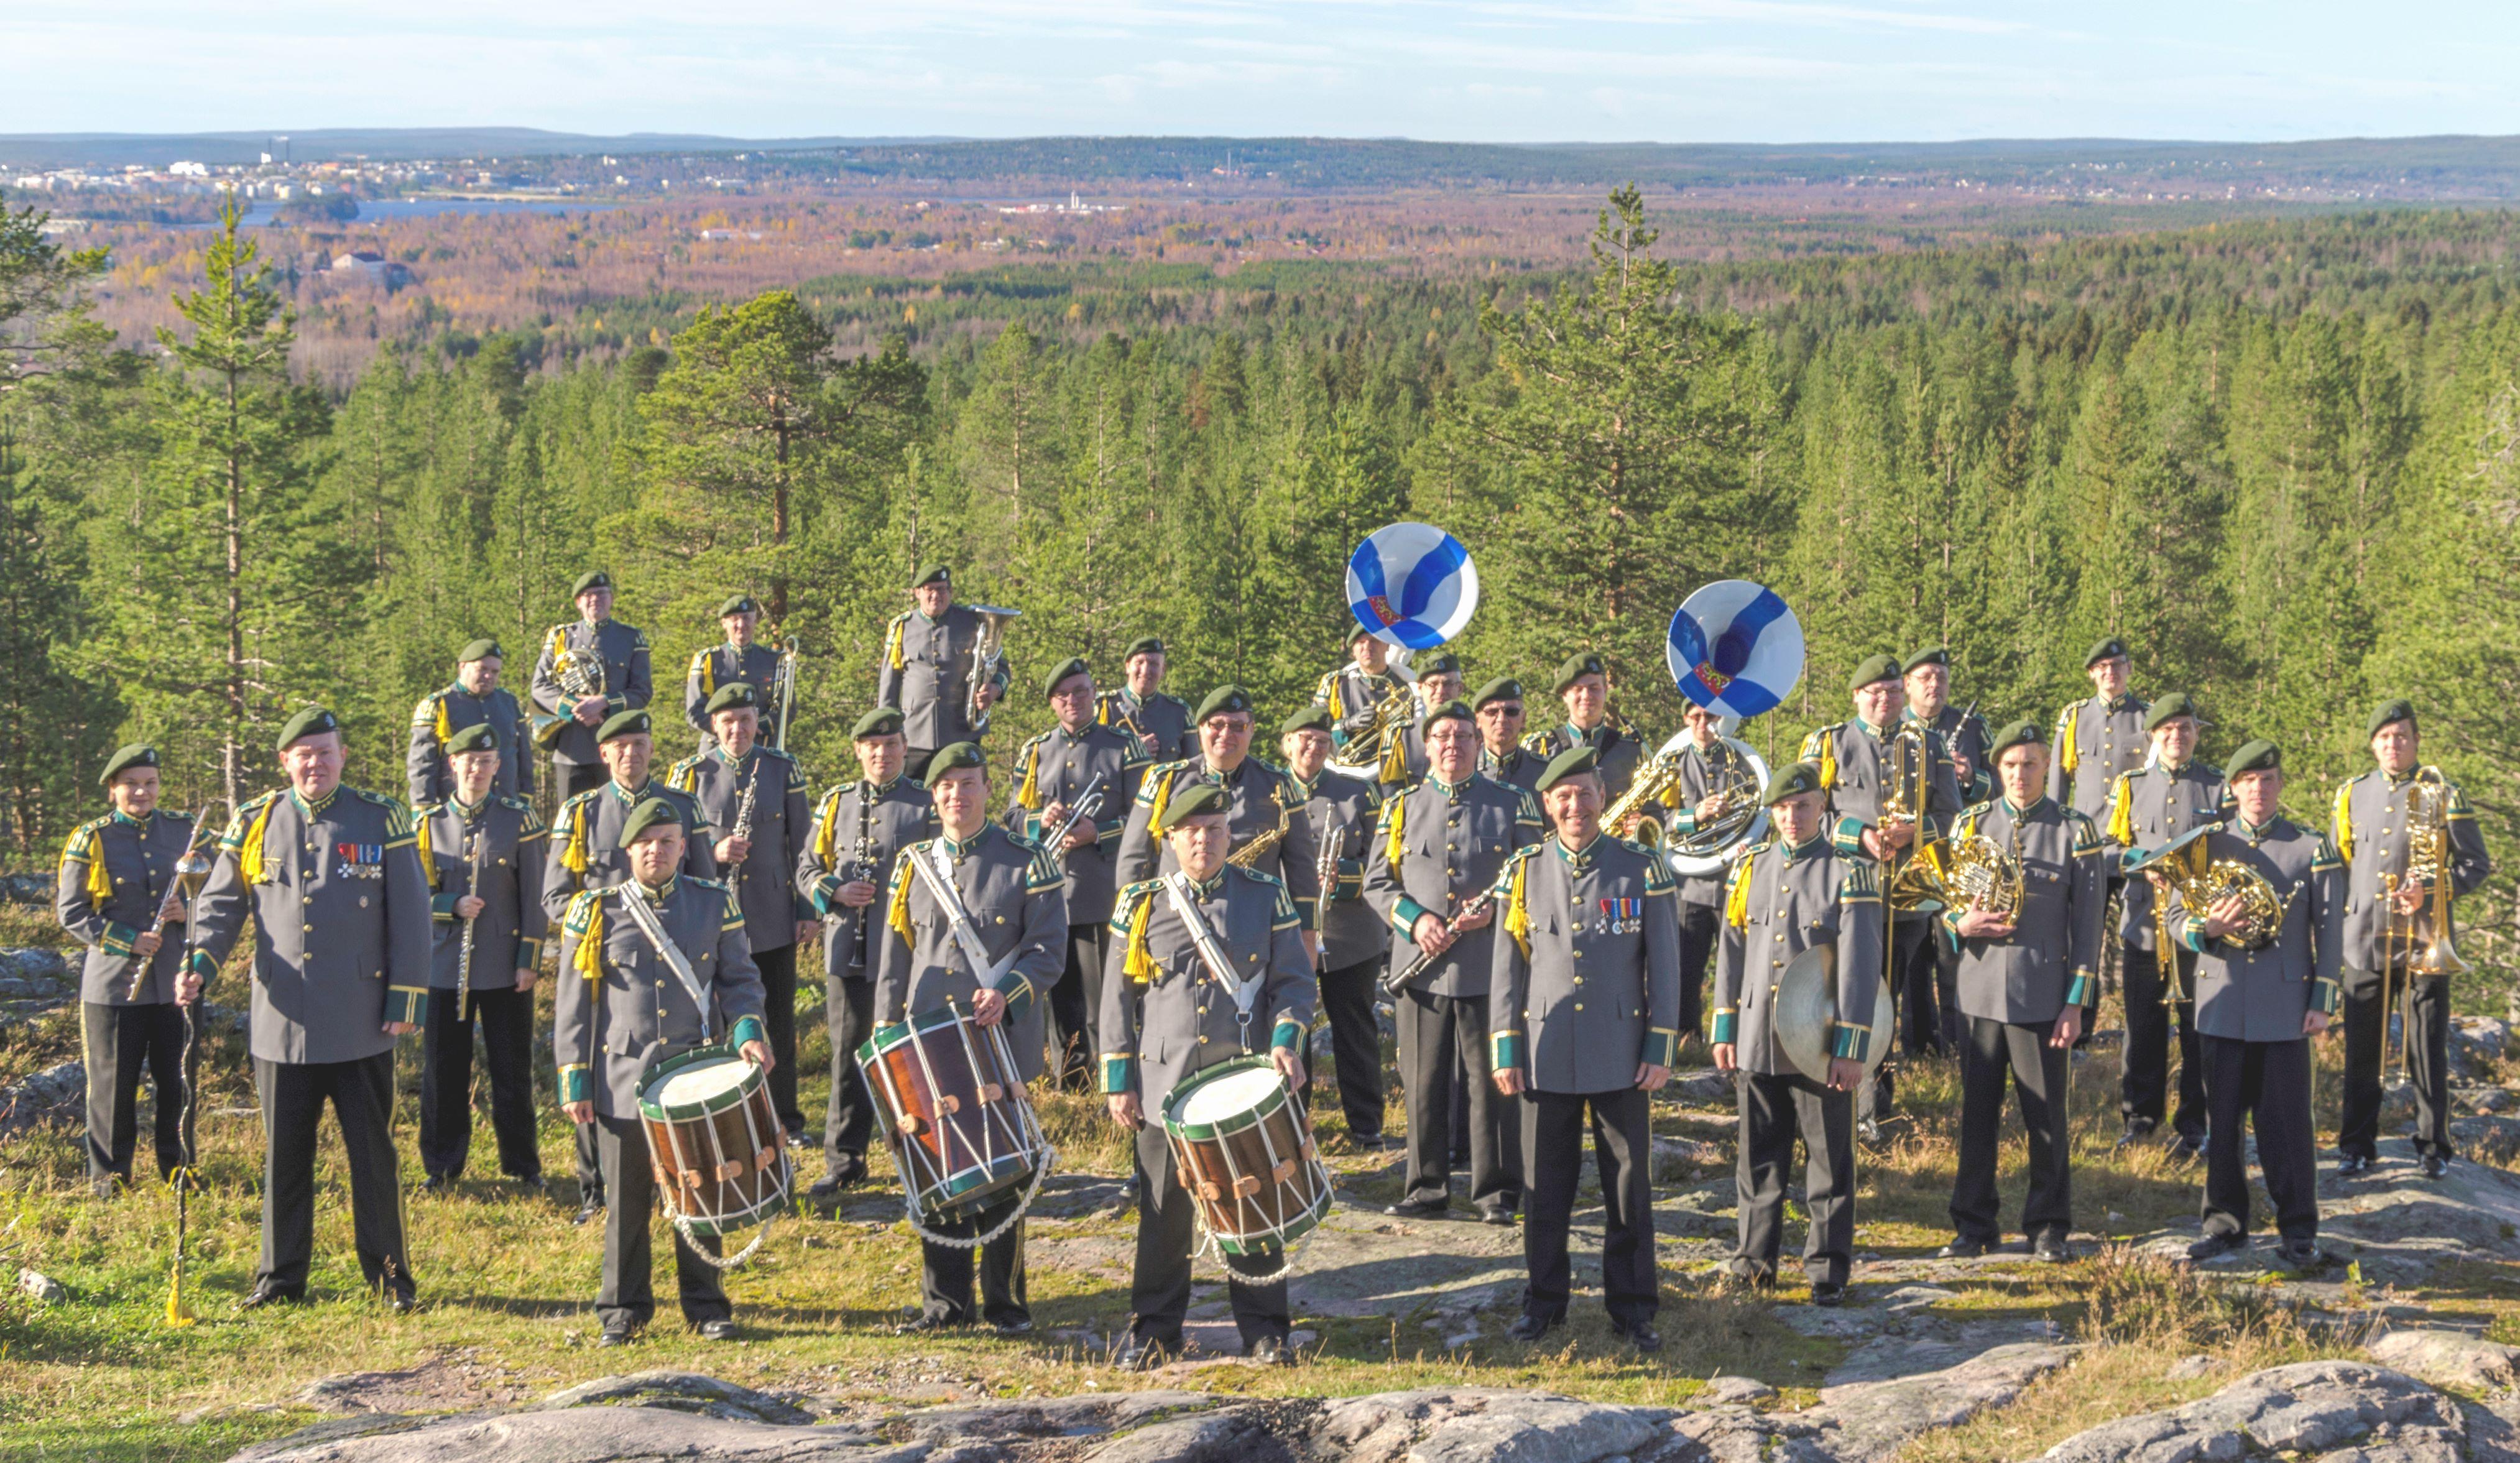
[
  {"x1": 615, "y1": 884, "x2": 714, "y2": 1043},
  {"x1": 1162, "y1": 872, "x2": 1268, "y2": 1050},
  {"x1": 912, "y1": 842, "x2": 1021, "y2": 985}
]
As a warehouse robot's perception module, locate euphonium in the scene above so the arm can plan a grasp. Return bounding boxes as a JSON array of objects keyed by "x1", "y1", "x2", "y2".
[
  {"x1": 1328, "y1": 686, "x2": 1413, "y2": 773},
  {"x1": 531, "y1": 628, "x2": 607, "y2": 747},
  {"x1": 964, "y1": 606, "x2": 1021, "y2": 736}
]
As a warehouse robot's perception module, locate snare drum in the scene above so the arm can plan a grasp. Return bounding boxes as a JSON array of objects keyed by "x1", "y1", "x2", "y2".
[
  {"x1": 858, "y1": 1002, "x2": 1050, "y2": 1222},
  {"x1": 637, "y1": 1048, "x2": 792, "y2": 1240},
  {"x1": 1160, "y1": 1057, "x2": 1332, "y2": 1257}
]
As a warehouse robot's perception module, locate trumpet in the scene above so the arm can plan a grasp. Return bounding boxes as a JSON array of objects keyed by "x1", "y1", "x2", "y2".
[
  {"x1": 1043, "y1": 773, "x2": 1107, "y2": 850},
  {"x1": 964, "y1": 606, "x2": 1020, "y2": 736}
]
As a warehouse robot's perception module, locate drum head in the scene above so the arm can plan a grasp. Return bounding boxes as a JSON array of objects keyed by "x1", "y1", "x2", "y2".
[
  {"x1": 1162, "y1": 1058, "x2": 1285, "y2": 1138},
  {"x1": 641, "y1": 1053, "x2": 756, "y2": 1120}
]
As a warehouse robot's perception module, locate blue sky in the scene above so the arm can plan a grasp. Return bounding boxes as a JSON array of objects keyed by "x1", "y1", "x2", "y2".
[{"x1": 12, "y1": 2, "x2": 2517, "y2": 144}]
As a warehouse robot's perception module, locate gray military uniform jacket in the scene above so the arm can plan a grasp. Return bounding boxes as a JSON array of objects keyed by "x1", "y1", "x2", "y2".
[
  {"x1": 1008, "y1": 721, "x2": 1148, "y2": 926},
  {"x1": 683, "y1": 641, "x2": 786, "y2": 752},
  {"x1": 2106, "y1": 760, "x2": 2230, "y2": 951},
  {"x1": 1098, "y1": 866, "x2": 1315, "y2": 1117},
  {"x1": 1479, "y1": 744, "x2": 1546, "y2": 799},
  {"x1": 870, "y1": 824, "x2": 1069, "y2": 1084},
  {"x1": 1314, "y1": 662, "x2": 1408, "y2": 741},
  {"x1": 2333, "y1": 767, "x2": 2494, "y2": 969},
  {"x1": 1365, "y1": 772, "x2": 1543, "y2": 998},
  {"x1": 407, "y1": 683, "x2": 533, "y2": 805},
  {"x1": 1939, "y1": 798, "x2": 2107, "y2": 1025},
  {"x1": 1097, "y1": 688, "x2": 1194, "y2": 765},
  {"x1": 418, "y1": 795, "x2": 548, "y2": 990},
  {"x1": 1909, "y1": 703, "x2": 1990, "y2": 804},
  {"x1": 2163, "y1": 816, "x2": 2344, "y2": 1042},
  {"x1": 1525, "y1": 721, "x2": 1645, "y2": 803},
  {"x1": 189, "y1": 786, "x2": 433, "y2": 1064},
  {"x1": 1488, "y1": 834, "x2": 1684, "y2": 1094},
  {"x1": 1658, "y1": 739, "x2": 1759, "y2": 909},
  {"x1": 667, "y1": 747, "x2": 810, "y2": 952},
  {"x1": 2047, "y1": 693, "x2": 2149, "y2": 819},
  {"x1": 555, "y1": 875, "x2": 766, "y2": 1120},
  {"x1": 877, "y1": 604, "x2": 1008, "y2": 750},
  {"x1": 57, "y1": 809, "x2": 201, "y2": 1005},
  {"x1": 530, "y1": 617, "x2": 653, "y2": 768},
  {"x1": 1299, "y1": 767, "x2": 1385, "y2": 971},
  {"x1": 1116, "y1": 756, "x2": 1322, "y2": 929},
  {"x1": 1710, "y1": 836, "x2": 1885, "y2": 1076},
  {"x1": 542, "y1": 778, "x2": 718, "y2": 926},
  {"x1": 798, "y1": 776, "x2": 935, "y2": 978},
  {"x1": 1802, "y1": 718, "x2": 1965, "y2": 861}
]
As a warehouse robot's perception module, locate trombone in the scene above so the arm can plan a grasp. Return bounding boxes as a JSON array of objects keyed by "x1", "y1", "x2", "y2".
[{"x1": 2381, "y1": 771, "x2": 2471, "y2": 1084}]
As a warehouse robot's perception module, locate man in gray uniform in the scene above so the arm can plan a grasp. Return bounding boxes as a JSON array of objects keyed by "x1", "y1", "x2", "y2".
[
  {"x1": 1474, "y1": 677, "x2": 1545, "y2": 797},
  {"x1": 1652, "y1": 701, "x2": 1762, "y2": 1040},
  {"x1": 2103, "y1": 692, "x2": 2227, "y2": 1160},
  {"x1": 1904, "y1": 645, "x2": 1988, "y2": 1050},
  {"x1": 1367, "y1": 698, "x2": 1542, "y2": 1224},
  {"x1": 1314, "y1": 624, "x2": 1409, "y2": 747},
  {"x1": 2047, "y1": 637, "x2": 2148, "y2": 819},
  {"x1": 1373, "y1": 652, "x2": 1465, "y2": 790},
  {"x1": 1099, "y1": 781, "x2": 1316, "y2": 1369},
  {"x1": 797, "y1": 708, "x2": 936, "y2": 1196},
  {"x1": 556, "y1": 797, "x2": 769, "y2": 1345},
  {"x1": 1281, "y1": 704, "x2": 1389, "y2": 1149},
  {"x1": 414, "y1": 722, "x2": 548, "y2": 1191},
  {"x1": 1097, "y1": 636, "x2": 1194, "y2": 765},
  {"x1": 877, "y1": 565, "x2": 1009, "y2": 775},
  {"x1": 182, "y1": 707, "x2": 430, "y2": 1312},
  {"x1": 683, "y1": 596, "x2": 786, "y2": 754},
  {"x1": 668, "y1": 683, "x2": 815, "y2": 1139},
  {"x1": 1937, "y1": 720, "x2": 2105, "y2": 1264},
  {"x1": 58, "y1": 744, "x2": 201, "y2": 1196},
  {"x1": 2333, "y1": 698, "x2": 2494, "y2": 1178},
  {"x1": 1710, "y1": 761, "x2": 1883, "y2": 1305},
  {"x1": 1116, "y1": 685, "x2": 1322, "y2": 959},
  {"x1": 532, "y1": 571, "x2": 655, "y2": 801},
  {"x1": 408, "y1": 638, "x2": 533, "y2": 806},
  {"x1": 2154, "y1": 741, "x2": 2341, "y2": 1270},
  {"x1": 1523, "y1": 653, "x2": 1643, "y2": 802},
  {"x1": 874, "y1": 741, "x2": 1068, "y2": 1334}
]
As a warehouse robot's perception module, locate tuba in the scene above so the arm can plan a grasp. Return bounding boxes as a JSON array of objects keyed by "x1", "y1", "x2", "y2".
[
  {"x1": 532, "y1": 625, "x2": 606, "y2": 747},
  {"x1": 1662, "y1": 735, "x2": 1770, "y2": 874},
  {"x1": 964, "y1": 606, "x2": 1020, "y2": 736}
]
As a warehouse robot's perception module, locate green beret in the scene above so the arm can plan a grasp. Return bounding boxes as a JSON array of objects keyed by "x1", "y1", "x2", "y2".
[
  {"x1": 1124, "y1": 635, "x2": 1165, "y2": 660},
  {"x1": 571, "y1": 570, "x2": 612, "y2": 598},
  {"x1": 1416, "y1": 652, "x2": 1462, "y2": 680},
  {"x1": 443, "y1": 723, "x2": 499, "y2": 756},
  {"x1": 910, "y1": 563, "x2": 951, "y2": 589},
  {"x1": 704, "y1": 682, "x2": 760, "y2": 718},
  {"x1": 1348, "y1": 624, "x2": 1379, "y2": 645},
  {"x1": 2145, "y1": 692, "x2": 2205, "y2": 731},
  {"x1": 1986, "y1": 719, "x2": 2046, "y2": 760},
  {"x1": 851, "y1": 707, "x2": 904, "y2": 741},
  {"x1": 1041, "y1": 656, "x2": 1091, "y2": 699},
  {"x1": 1423, "y1": 698, "x2": 1473, "y2": 727},
  {"x1": 2366, "y1": 698, "x2": 2417, "y2": 739},
  {"x1": 923, "y1": 742, "x2": 985, "y2": 788},
  {"x1": 717, "y1": 594, "x2": 760, "y2": 619},
  {"x1": 1848, "y1": 653, "x2": 1903, "y2": 691},
  {"x1": 2224, "y1": 739, "x2": 2281, "y2": 779},
  {"x1": 1535, "y1": 746, "x2": 1599, "y2": 793},
  {"x1": 617, "y1": 796, "x2": 684, "y2": 848},
  {"x1": 1901, "y1": 645, "x2": 1950, "y2": 673},
  {"x1": 1161, "y1": 780, "x2": 1230, "y2": 825},
  {"x1": 1473, "y1": 677, "x2": 1523, "y2": 711},
  {"x1": 1194, "y1": 685, "x2": 1253, "y2": 722},
  {"x1": 1554, "y1": 652, "x2": 1607, "y2": 692},
  {"x1": 596, "y1": 708, "x2": 652, "y2": 743},
  {"x1": 98, "y1": 743, "x2": 159, "y2": 787},
  {"x1": 1280, "y1": 706, "x2": 1334, "y2": 737},
  {"x1": 275, "y1": 706, "x2": 341, "y2": 754},
  {"x1": 457, "y1": 637, "x2": 502, "y2": 663},
  {"x1": 2085, "y1": 636, "x2": 2129, "y2": 667},
  {"x1": 1760, "y1": 760, "x2": 1823, "y2": 805}
]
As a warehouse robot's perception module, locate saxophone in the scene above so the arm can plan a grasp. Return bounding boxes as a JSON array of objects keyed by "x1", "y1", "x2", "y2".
[
  {"x1": 1604, "y1": 750, "x2": 1687, "y2": 848},
  {"x1": 1227, "y1": 785, "x2": 1295, "y2": 869}
]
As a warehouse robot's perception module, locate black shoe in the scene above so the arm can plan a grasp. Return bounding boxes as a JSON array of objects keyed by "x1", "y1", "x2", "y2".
[
  {"x1": 238, "y1": 1280, "x2": 303, "y2": 1311},
  {"x1": 2186, "y1": 1231, "x2": 2247, "y2": 1262},
  {"x1": 598, "y1": 1323, "x2": 637, "y2": 1347},
  {"x1": 1479, "y1": 1206, "x2": 1516, "y2": 1227},
  {"x1": 513, "y1": 1174, "x2": 547, "y2": 1194},
  {"x1": 810, "y1": 1156, "x2": 869, "y2": 1200},
  {"x1": 2336, "y1": 1153, "x2": 2373, "y2": 1176},
  {"x1": 1508, "y1": 1312, "x2": 1561, "y2": 1342},
  {"x1": 2034, "y1": 1233, "x2": 2072, "y2": 1264},
  {"x1": 1809, "y1": 1281, "x2": 1845, "y2": 1308},
  {"x1": 385, "y1": 1287, "x2": 417, "y2": 1314},
  {"x1": 419, "y1": 1173, "x2": 456, "y2": 1195},
  {"x1": 2114, "y1": 1119, "x2": 2158, "y2": 1150},
  {"x1": 1247, "y1": 1334, "x2": 1295, "y2": 1365},
  {"x1": 1385, "y1": 1199, "x2": 1451, "y2": 1221},
  {"x1": 1112, "y1": 1335, "x2": 1173, "y2": 1371},
  {"x1": 992, "y1": 1316, "x2": 1035, "y2": 1338},
  {"x1": 895, "y1": 1313, "x2": 966, "y2": 1336},
  {"x1": 573, "y1": 1186, "x2": 605, "y2": 1225},
  {"x1": 2421, "y1": 1152, "x2": 2450, "y2": 1180},
  {"x1": 697, "y1": 1319, "x2": 739, "y2": 1341},
  {"x1": 2276, "y1": 1240, "x2": 2330, "y2": 1273},
  {"x1": 1936, "y1": 1236, "x2": 1989, "y2": 1260},
  {"x1": 1618, "y1": 1321, "x2": 1663, "y2": 1353},
  {"x1": 1713, "y1": 1268, "x2": 1771, "y2": 1299},
  {"x1": 1857, "y1": 1120, "x2": 1886, "y2": 1149},
  {"x1": 2164, "y1": 1135, "x2": 2204, "y2": 1166}
]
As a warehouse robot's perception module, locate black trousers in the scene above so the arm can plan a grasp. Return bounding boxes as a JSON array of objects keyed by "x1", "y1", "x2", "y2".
[
  {"x1": 755, "y1": 943, "x2": 804, "y2": 1135},
  {"x1": 596, "y1": 1112, "x2": 726, "y2": 1329},
  {"x1": 1396, "y1": 985, "x2": 1519, "y2": 1211},
  {"x1": 82, "y1": 1001, "x2": 193, "y2": 1184},
  {"x1": 1733, "y1": 1070, "x2": 1855, "y2": 1287},
  {"x1": 253, "y1": 1052, "x2": 413, "y2": 1297},
  {"x1": 1677, "y1": 902, "x2": 1720, "y2": 1041},
  {"x1": 824, "y1": 972, "x2": 878, "y2": 1166},
  {"x1": 2340, "y1": 965, "x2": 2453, "y2": 1159},
  {"x1": 1856, "y1": 918, "x2": 1932, "y2": 1124},
  {"x1": 1901, "y1": 920, "x2": 1946, "y2": 1059},
  {"x1": 1950, "y1": 1015, "x2": 2072, "y2": 1244},
  {"x1": 1520, "y1": 1087, "x2": 1656, "y2": 1325},
  {"x1": 2118, "y1": 943, "x2": 2206, "y2": 1141},
  {"x1": 1317, "y1": 956, "x2": 1387, "y2": 1138},
  {"x1": 2200, "y1": 1035, "x2": 2319, "y2": 1242},
  {"x1": 1129, "y1": 1121, "x2": 1288, "y2": 1348},
  {"x1": 918, "y1": 1191, "x2": 1028, "y2": 1326},
  {"x1": 1933, "y1": 935, "x2": 1965, "y2": 1052},
  {"x1": 555, "y1": 761, "x2": 606, "y2": 800},
  {"x1": 1044, "y1": 923, "x2": 1105, "y2": 1092},
  {"x1": 419, "y1": 984, "x2": 541, "y2": 1181}
]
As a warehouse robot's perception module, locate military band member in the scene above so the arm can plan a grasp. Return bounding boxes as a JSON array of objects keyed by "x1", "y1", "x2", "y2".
[
  {"x1": 796, "y1": 709, "x2": 936, "y2": 1196},
  {"x1": 1099, "y1": 782, "x2": 1316, "y2": 1368},
  {"x1": 57, "y1": 744, "x2": 200, "y2": 1196},
  {"x1": 668, "y1": 683, "x2": 815, "y2": 1140},
  {"x1": 556, "y1": 798, "x2": 770, "y2": 1345},
  {"x1": 1097, "y1": 636, "x2": 1194, "y2": 764},
  {"x1": 1801, "y1": 653, "x2": 1963, "y2": 1137},
  {"x1": 414, "y1": 724, "x2": 548, "y2": 1191},
  {"x1": 1010, "y1": 658, "x2": 1148, "y2": 1091},
  {"x1": 1902, "y1": 647, "x2": 1989, "y2": 804},
  {"x1": 532, "y1": 571, "x2": 655, "y2": 801},
  {"x1": 2333, "y1": 699, "x2": 2493, "y2": 1178},
  {"x1": 878, "y1": 565, "x2": 1008, "y2": 774},
  {"x1": 182, "y1": 708, "x2": 429, "y2": 1312},
  {"x1": 1281, "y1": 705, "x2": 1390, "y2": 1149},
  {"x1": 2103, "y1": 693, "x2": 2227, "y2": 1160},
  {"x1": 1523, "y1": 652, "x2": 1643, "y2": 802},
  {"x1": 1314, "y1": 624, "x2": 1409, "y2": 745},
  {"x1": 1936, "y1": 721, "x2": 2105, "y2": 1263},
  {"x1": 1490, "y1": 748, "x2": 1679, "y2": 1350},
  {"x1": 2047, "y1": 637, "x2": 2148, "y2": 819},
  {"x1": 1654, "y1": 702, "x2": 1756, "y2": 1040},
  {"x1": 1367, "y1": 699, "x2": 1542, "y2": 1222},
  {"x1": 2159, "y1": 741, "x2": 2342, "y2": 1270},
  {"x1": 1116, "y1": 685, "x2": 1322, "y2": 964},
  {"x1": 408, "y1": 638, "x2": 532, "y2": 806},
  {"x1": 1374, "y1": 652, "x2": 1465, "y2": 789},
  {"x1": 1709, "y1": 762, "x2": 1883, "y2": 1304},
  {"x1": 875, "y1": 742, "x2": 1068, "y2": 1333},
  {"x1": 683, "y1": 596, "x2": 785, "y2": 754},
  {"x1": 1474, "y1": 678, "x2": 1545, "y2": 796}
]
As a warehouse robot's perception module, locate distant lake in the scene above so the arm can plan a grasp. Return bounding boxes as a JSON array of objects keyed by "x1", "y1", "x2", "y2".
[{"x1": 186, "y1": 197, "x2": 618, "y2": 229}]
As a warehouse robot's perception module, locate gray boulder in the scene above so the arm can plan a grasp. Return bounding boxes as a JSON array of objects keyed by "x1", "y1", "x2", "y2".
[
  {"x1": 2036, "y1": 1360, "x2": 2463, "y2": 1462},
  {"x1": 2366, "y1": 1329, "x2": 2520, "y2": 1393},
  {"x1": 529, "y1": 1372, "x2": 815, "y2": 1424}
]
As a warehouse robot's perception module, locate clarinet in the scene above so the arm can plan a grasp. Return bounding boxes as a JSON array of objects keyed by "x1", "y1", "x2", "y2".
[
  {"x1": 847, "y1": 782, "x2": 878, "y2": 969},
  {"x1": 1382, "y1": 892, "x2": 1495, "y2": 997},
  {"x1": 455, "y1": 815, "x2": 488, "y2": 1020},
  {"x1": 727, "y1": 757, "x2": 762, "y2": 866}
]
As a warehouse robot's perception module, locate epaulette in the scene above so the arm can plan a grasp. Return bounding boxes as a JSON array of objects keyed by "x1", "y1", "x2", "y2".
[
  {"x1": 75, "y1": 812, "x2": 116, "y2": 834},
  {"x1": 756, "y1": 744, "x2": 793, "y2": 764},
  {"x1": 410, "y1": 687, "x2": 446, "y2": 722},
  {"x1": 1518, "y1": 729, "x2": 1551, "y2": 754},
  {"x1": 164, "y1": 808, "x2": 198, "y2": 823},
  {"x1": 346, "y1": 787, "x2": 417, "y2": 839},
  {"x1": 416, "y1": 800, "x2": 447, "y2": 818},
  {"x1": 2312, "y1": 831, "x2": 2345, "y2": 869},
  {"x1": 1153, "y1": 691, "x2": 1191, "y2": 709},
  {"x1": 563, "y1": 886, "x2": 605, "y2": 930},
  {"x1": 1118, "y1": 876, "x2": 1163, "y2": 902},
  {"x1": 1840, "y1": 861, "x2": 1881, "y2": 900},
  {"x1": 667, "y1": 752, "x2": 704, "y2": 775},
  {"x1": 687, "y1": 648, "x2": 711, "y2": 671},
  {"x1": 887, "y1": 609, "x2": 912, "y2": 627},
  {"x1": 561, "y1": 785, "x2": 602, "y2": 809},
  {"x1": 497, "y1": 793, "x2": 533, "y2": 811},
  {"x1": 1500, "y1": 841, "x2": 1544, "y2": 872},
  {"x1": 629, "y1": 626, "x2": 651, "y2": 647},
  {"x1": 1741, "y1": 838, "x2": 1773, "y2": 857},
  {"x1": 1109, "y1": 876, "x2": 1163, "y2": 936},
  {"x1": 685, "y1": 874, "x2": 731, "y2": 893},
  {"x1": 1231, "y1": 863, "x2": 1286, "y2": 890}
]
